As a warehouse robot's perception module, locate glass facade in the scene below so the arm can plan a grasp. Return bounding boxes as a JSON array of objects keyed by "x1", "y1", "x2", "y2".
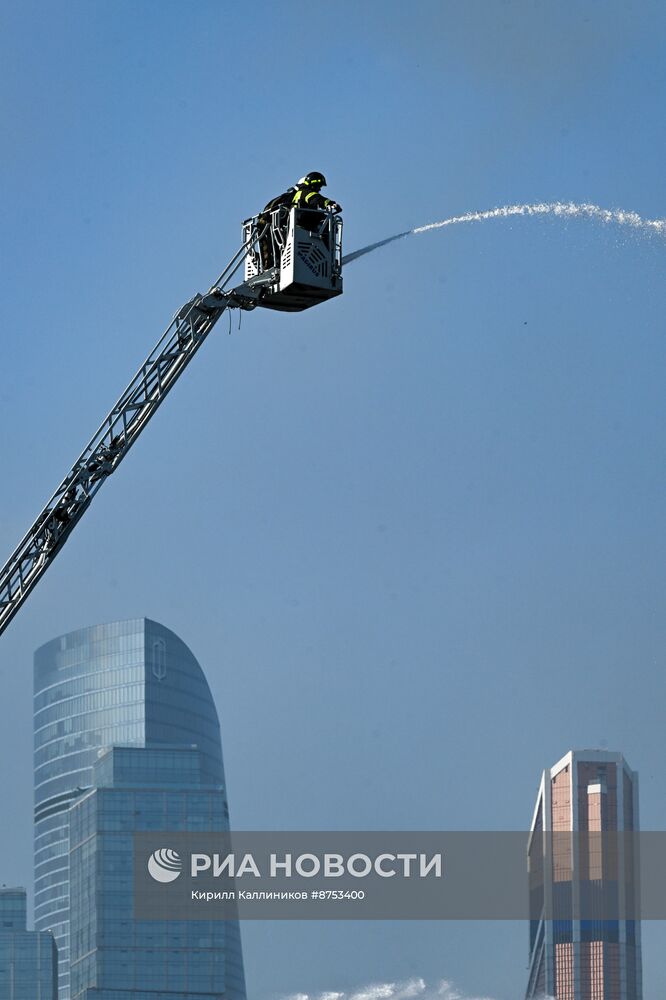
[
  {"x1": 0, "y1": 888, "x2": 28, "y2": 930},
  {"x1": 0, "y1": 887, "x2": 58, "y2": 999},
  {"x1": 34, "y1": 619, "x2": 243, "y2": 1000},
  {"x1": 68, "y1": 747, "x2": 245, "y2": 1000},
  {"x1": 525, "y1": 750, "x2": 642, "y2": 1000}
]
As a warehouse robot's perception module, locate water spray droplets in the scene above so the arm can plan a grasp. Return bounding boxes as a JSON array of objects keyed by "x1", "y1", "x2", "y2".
[
  {"x1": 343, "y1": 202, "x2": 666, "y2": 265},
  {"x1": 412, "y1": 202, "x2": 666, "y2": 235}
]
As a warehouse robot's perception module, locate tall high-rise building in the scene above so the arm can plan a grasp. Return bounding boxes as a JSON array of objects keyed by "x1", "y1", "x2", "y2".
[
  {"x1": 33, "y1": 619, "x2": 245, "y2": 1000},
  {"x1": 68, "y1": 745, "x2": 245, "y2": 1000},
  {"x1": 0, "y1": 886, "x2": 58, "y2": 998},
  {"x1": 525, "y1": 750, "x2": 642, "y2": 1000}
]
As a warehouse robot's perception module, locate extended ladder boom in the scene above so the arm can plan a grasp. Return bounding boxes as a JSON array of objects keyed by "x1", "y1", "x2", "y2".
[{"x1": 0, "y1": 243, "x2": 253, "y2": 637}]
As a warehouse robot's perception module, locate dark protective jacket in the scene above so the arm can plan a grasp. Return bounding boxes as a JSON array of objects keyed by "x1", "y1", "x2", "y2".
[
  {"x1": 292, "y1": 185, "x2": 341, "y2": 212},
  {"x1": 262, "y1": 188, "x2": 297, "y2": 215}
]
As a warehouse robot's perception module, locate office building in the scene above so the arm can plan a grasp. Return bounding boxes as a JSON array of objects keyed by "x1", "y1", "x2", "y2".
[
  {"x1": 68, "y1": 744, "x2": 244, "y2": 999},
  {"x1": 525, "y1": 749, "x2": 642, "y2": 1000},
  {"x1": 0, "y1": 886, "x2": 57, "y2": 998},
  {"x1": 34, "y1": 618, "x2": 245, "y2": 1000}
]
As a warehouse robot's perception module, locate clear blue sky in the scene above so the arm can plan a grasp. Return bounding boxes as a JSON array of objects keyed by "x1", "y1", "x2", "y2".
[{"x1": 1, "y1": 1, "x2": 666, "y2": 997}]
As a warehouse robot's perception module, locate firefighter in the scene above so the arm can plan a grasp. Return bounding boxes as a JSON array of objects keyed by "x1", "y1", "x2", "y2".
[
  {"x1": 257, "y1": 185, "x2": 297, "y2": 270},
  {"x1": 292, "y1": 171, "x2": 341, "y2": 247},
  {"x1": 258, "y1": 172, "x2": 342, "y2": 269},
  {"x1": 292, "y1": 171, "x2": 342, "y2": 214},
  {"x1": 263, "y1": 185, "x2": 297, "y2": 215}
]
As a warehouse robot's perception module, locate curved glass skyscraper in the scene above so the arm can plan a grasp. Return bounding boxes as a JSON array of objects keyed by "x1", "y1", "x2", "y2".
[{"x1": 33, "y1": 619, "x2": 245, "y2": 1000}]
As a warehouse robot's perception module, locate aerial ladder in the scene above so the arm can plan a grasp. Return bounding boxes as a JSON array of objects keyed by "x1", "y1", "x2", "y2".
[{"x1": 0, "y1": 205, "x2": 343, "y2": 637}]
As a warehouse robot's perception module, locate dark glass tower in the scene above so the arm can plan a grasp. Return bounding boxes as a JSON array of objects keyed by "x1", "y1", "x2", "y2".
[
  {"x1": 0, "y1": 886, "x2": 58, "y2": 998},
  {"x1": 33, "y1": 619, "x2": 245, "y2": 1000},
  {"x1": 68, "y1": 745, "x2": 245, "y2": 999}
]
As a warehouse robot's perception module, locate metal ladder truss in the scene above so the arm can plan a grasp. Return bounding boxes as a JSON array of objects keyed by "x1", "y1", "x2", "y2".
[{"x1": 0, "y1": 228, "x2": 267, "y2": 638}]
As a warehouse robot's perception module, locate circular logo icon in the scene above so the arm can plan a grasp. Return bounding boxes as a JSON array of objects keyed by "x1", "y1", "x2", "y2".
[{"x1": 148, "y1": 848, "x2": 183, "y2": 883}]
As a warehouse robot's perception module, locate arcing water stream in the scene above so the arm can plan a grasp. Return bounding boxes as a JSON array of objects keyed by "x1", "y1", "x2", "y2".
[{"x1": 342, "y1": 201, "x2": 666, "y2": 265}]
